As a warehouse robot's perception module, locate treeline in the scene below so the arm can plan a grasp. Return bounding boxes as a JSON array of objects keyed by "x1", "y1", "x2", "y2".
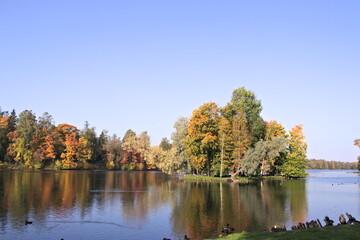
[
  {"x1": 0, "y1": 109, "x2": 152, "y2": 170},
  {"x1": 306, "y1": 159, "x2": 357, "y2": 170},
  {"x1": 0, "y1": 87, "x2": 308, "y2": 178}
]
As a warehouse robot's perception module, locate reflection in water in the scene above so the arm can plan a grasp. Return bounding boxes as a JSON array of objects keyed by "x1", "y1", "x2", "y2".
[
  {"x1": 285, "y1": 180, "x2": 307, "y2": 223},
  {"x1": 171, "y1": 179, "x2": 307, "y2": 239},
  {"x1": 0, "y1": 171, "x2": 308, "y2": 239}
]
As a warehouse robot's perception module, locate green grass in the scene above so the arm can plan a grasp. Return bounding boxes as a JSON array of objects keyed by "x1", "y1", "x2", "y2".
[
  {"x1": 206, "y1": 224, "x2": 360, "y2": 240},
  {"x1": 182, "y1": 174, "x2": 284, "y2": 183},
  {"x1": 182, "y1": 175, "x2": 231, "y2": 182}
]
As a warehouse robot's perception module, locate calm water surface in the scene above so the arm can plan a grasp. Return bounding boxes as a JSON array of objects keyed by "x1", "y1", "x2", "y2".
[{"x1": 0, "y1": 170, "x2": 359, "y2": 240}]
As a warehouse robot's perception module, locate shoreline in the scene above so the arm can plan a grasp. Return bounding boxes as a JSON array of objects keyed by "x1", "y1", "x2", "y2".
[
  {"x1": 181, "y1": 174, "x2": 288, "y2": 183},
  {"x1": 206, "y1": 224, "x2": 360, "y2": 240}
]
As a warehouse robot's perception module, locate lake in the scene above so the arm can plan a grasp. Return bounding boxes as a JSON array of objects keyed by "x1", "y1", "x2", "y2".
[{"x1": 0, "y1": 170, "x2": 359, "y2": 240}]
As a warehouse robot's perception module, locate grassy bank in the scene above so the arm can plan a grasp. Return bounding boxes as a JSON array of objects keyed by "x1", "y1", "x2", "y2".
[
  {"x1": 182, "y1": 174, "x2": 284, "y2": 183},
  {"x1": 206, "y1": 224, "x2": 360, "y2": 240}
]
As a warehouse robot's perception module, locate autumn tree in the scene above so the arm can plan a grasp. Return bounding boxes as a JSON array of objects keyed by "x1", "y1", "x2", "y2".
[
  {"x1": 56, "y1": 124, "x2": 82, "y2": 169},
  {"x1": 146, "y1": 145, "x2": 180, "y2": 174},
  {"x1": 137, "y1": 131, "x2": 151, "y2": 170},
  {"x1": 7, "y1": 110, "x2": 37, "y2": 166},
  {"x1": 103, "y1": 133, "x2": 122, "y2": 169},
  {"x1": 185, "y1": 102, "x2": 220, "y2": 175},
  {"x1": 281, "y1": 125, "x2": 308, "y2": 178},
  {"x1": 80, "y1": 121, "x2": 99, "y2": 163},
  {"x1": 56, "y1": 123, "x2": 77, "y2": 155},
  {"x1": 58, "y1": 130, "x2": 92, "y2": 169},
  {"x1": 76, "y1": 136, "x2": 92, "y2": 166},
  {"x1": 354, "y1": 139, "x2": 360, "y2": 170},
  {"x1": 146, "y1": 145, "x2": 163, "y2": 169},
  {"x1": 60, "y1": 131, "x2": 79, "y2": 169},
  {"x1": 121, "y1": 129, "x2": 138, "y2": 169},
  {"x1": 120, "y1": 129, "x2": 147, "y2": 170},
  {"x1": 230, "y1": 108, "x2": 251, "y2": 177},
  {"x1": 41, "y1": 133, "x2": 57, "y2": 162},
  {"x1": 218, "y1": 115, "x2": 232, "y2": 177},
  {"x1": 31, "y1": 112, "x2": 58, "y2": 167},
  {"x1": 57, "y1": 123, "x2": 78, "y2": 137},
  {"x1": 148, "y1": 119, "x2": 191, "y2": 174},
  {"x1": 0, "y1": 109, "x2": 17, "y2": 162},
  {"x1": 265, "y1": 120, "x2": 287, "y2": 141},
  {"x1": 0, "y1": 112, "x2": 10, "y2": 162}
]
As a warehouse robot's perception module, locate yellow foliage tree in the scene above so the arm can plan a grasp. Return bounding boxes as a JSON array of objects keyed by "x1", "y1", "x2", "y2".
[
  {"x1": 185, "y1": 102, "x2": 220, "y2": 175},
  {"x1": 77, "y1": 137, "x2": 92, "y2": 164},
  {"x1": 265, "y1": 120, "x2": 287, "y2": 140},
  {"x1": 231, "y1": 109, "x2": 251, "y2": 176},
  {"x1": 281, "y1": 125, "x2": 308, "y2": 178}
]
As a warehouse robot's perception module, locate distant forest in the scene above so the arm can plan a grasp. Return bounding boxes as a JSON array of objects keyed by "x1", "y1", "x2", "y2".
[{"x1": 306, "y1": 159, "x2": 357, "y2": 170}]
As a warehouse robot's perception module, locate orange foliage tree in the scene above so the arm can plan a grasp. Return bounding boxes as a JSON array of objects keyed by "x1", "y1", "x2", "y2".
[
  {"x1": 119, "y1": 129, "x2": 148, "y2": 170},
  {"x1": 185, "y1": 102, "x2": 220, "y2": 175},
  {"x1": 60, "y1": 132, "x2": 79, "y2": 169},
  {"x1": 56, "y1": 124, "x2": 92, "y2": 169}
]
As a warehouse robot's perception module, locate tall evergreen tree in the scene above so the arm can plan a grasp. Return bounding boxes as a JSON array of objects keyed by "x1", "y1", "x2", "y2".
[{"x1": 281, "y1": 125, "x2": 308, "y2": 178}]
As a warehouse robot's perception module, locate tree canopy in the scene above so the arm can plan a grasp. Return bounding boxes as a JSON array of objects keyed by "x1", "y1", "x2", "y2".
[
  {"x1": 0, "y1": 87, "x2": 308, "y2": 178},
  {"x1": 354, "y1": 139, "x2": 360, "y2": 170}
]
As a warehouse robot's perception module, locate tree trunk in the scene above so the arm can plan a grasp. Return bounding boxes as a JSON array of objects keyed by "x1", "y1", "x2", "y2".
[
  {"x1": 231, "y1": 169, "x2": 241, "y2": 179},
  {"x1": 220, "y1": 138, "x2": 224, "y2": 178},
  {"x1": 230, "y1": 152, "x2": 243, "y2": 179}
]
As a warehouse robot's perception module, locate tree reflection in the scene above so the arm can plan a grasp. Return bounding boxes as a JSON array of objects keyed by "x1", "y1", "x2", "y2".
[
  {"x1": 171, "y1": 179, "x2": 307, "y2": 239},
  {"x1": 0, "y1": 171, "x2": 307, "y2": 239},
  {"x1": 284, "y1": 179, "x2": 307, "y2": 223}
]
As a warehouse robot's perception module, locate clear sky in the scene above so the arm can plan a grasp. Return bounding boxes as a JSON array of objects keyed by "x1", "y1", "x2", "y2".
[{"x1": 1, "y1": 1, "x2": 359, "y2": 162}]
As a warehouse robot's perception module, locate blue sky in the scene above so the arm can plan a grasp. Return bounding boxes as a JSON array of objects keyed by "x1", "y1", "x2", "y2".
[{"x1": 1, "y1": 1, "x2": 359, "y2": 162}]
